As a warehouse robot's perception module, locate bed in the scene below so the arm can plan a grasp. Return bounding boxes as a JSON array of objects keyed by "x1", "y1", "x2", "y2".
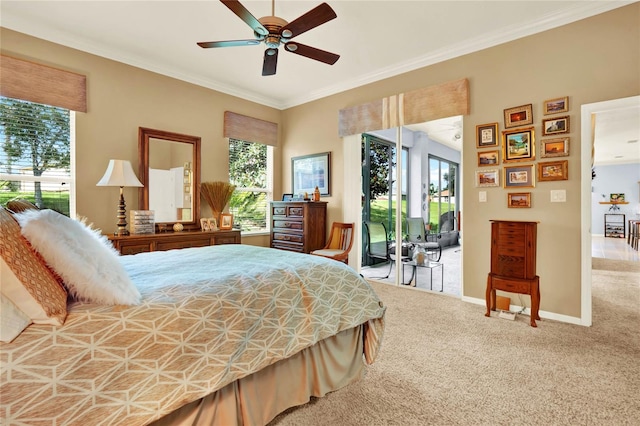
[{"x1": 0, "y1": 207, "x2": 386, "y2": 425}]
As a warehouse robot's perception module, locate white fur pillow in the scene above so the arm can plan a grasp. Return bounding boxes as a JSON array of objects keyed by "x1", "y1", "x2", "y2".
[{"x1": 15, "y1": 209, "x2": 141, "y2": 305}]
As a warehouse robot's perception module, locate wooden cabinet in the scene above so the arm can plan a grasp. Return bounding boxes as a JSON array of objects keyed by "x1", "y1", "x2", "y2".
[
  {"x1": 270, "y1": 201, "x2": 327, "y2": 253},
  {"x1": 108, "y1": 230, "x2": 241, "y2": 255},
  {"x1": 485, "y1": 220, "x2": 540, "y2": 327},
  {"x1": 604, "y1": 213, "x2": 625, "y2": 238}
]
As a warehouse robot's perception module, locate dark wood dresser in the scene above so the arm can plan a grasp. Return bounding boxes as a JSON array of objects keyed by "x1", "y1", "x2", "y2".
[
  {"x1": 270, "y1": 201, "x2": 327, "y2": 253},
  {"x1": 485, "y1": 220, "x2": 540, "y2": 327},
  {"x1": 108, "y1": 230, "x2": 241, "y2": 255}
]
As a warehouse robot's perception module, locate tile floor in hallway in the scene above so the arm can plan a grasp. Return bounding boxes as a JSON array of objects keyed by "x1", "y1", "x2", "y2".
[{"x1": 592, "y1": 235, "x2": 639, "y2": 262}]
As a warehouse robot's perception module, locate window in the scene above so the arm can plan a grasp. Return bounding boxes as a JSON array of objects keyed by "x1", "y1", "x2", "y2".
[
  {"x1": 228, "y1": 138, "x2": 272, "y2": 233},
  {"x1": 428, "y1": 156, "x2": 458, "y2": 233},
  {"x1": 0, "y1": 96, "x2": 75, "y2": 216}
]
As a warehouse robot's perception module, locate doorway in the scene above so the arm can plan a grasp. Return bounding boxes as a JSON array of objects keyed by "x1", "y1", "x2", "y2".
[{"x1": 580, "y1": 95, "x2": 640, "y2": 326}]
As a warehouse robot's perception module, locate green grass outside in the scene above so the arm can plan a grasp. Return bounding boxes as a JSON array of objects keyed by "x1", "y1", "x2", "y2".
[
  {"x1": 0, "y1": 191, "x2": 70, "y2": 216},
  {"x1": 368, "y1": 198, "x2": 454, "y2": 239}
]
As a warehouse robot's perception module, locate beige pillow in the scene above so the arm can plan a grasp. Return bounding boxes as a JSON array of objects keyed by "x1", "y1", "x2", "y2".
[
  {"x1": 0, "y1": 292, "x2": 32, "y2": 342},
  {"x1": 0, "y1": 207, "x2": 67, "y2": 325}
]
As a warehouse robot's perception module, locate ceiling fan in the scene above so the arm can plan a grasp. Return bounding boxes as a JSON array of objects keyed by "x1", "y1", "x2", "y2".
[{"x1": 197, "y1": 0, "x2": 340, "y2": 76}]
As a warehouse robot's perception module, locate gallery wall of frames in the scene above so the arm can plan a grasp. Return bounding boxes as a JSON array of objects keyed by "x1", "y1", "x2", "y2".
[{"x1": 474, "y1": 96, "x2": 570, "y2": 208}]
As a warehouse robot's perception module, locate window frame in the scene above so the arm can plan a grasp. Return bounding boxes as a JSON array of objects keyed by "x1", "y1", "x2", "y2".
[{"x1": 227, "y1": 138, "x2": 273, "y2": 235}]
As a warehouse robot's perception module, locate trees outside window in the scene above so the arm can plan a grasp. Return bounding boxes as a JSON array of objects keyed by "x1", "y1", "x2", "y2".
[
  {"x1": 0, "y1": 97, "x2": 73, "y2": 215},
  {"x1": 228, "y1": 138, "x2": 272, "y2": 232}
]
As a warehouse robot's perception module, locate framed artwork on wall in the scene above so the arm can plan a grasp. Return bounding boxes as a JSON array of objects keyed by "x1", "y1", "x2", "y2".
[
  {"x1": 507, "y1": 192, "x2": 531, "y2": 208},
  {"x1": 477, "y1": 150, "x2": 499, "y2": 167},
  {"x1": 504, "y1": 164, "x2": 535, "y2": 188},
  {"x1": 542, "y1": 115, "x2": 570, "y2": 136},
  {"x1": 476, "y1": 122, "x2": 499, "y2": 148},
  {"x1": 476, "y1": 169, "x2": 500, "y2": 187},
  {"x1": 502, "y1": 126, "x2": 535, "y2": 163},
  {"x1": 537, "y1": 160, "x2": 568, "y2": 181},
  {"x1": 292, "y1": 152, "x2": 331, "y2": 196},
  {"x1": 541, "y1": 137, "x2": 570, "y2": 158},
  {"x1": 503, "y1": 104, "x2": 533, "y2": 128},
  {"x1": 543, "y1": 96, "x2": 569, "y2": 115}
]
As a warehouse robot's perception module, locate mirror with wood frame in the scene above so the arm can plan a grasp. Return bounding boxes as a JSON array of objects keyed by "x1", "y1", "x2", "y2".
[{"x1": 138, "y1": 127, "x2": 201, "y2": 230}]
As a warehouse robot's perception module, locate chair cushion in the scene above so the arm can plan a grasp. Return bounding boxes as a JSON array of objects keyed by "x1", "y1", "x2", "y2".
[{"x1": 311, "y1": 249, "x2": 346, "y2": 257}]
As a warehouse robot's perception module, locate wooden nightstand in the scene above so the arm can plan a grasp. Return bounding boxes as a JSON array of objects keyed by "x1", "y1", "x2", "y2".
[{"x1": 108, "y1": 230, "x2": 241, "y2": 255}]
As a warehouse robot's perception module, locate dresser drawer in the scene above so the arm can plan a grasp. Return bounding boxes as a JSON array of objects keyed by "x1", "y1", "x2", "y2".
[
  {"x1": 120, "y1": 243, "x2": 152, "y2": 255},
  {"x1": 273, "y1": 220, "x2": 303, "y2": 231},
  {"x1": 157, "y1": 238, "x2": 209, "y2": 251},
  {"x1": 491, "y1": 276, "x2": 531, "y2": 294},
  {"x1": 213, "y1": 235, "x2": 239, "y2": 245},
  {"x1": 273, "y1": 232, "x2": 304, "y2": 244},
  {"x1": 495, "y1": 255, "x2": 525, "y2": 278},
  {"x1": 272, "y1": 241, "x2": 304, "y2": 252}
]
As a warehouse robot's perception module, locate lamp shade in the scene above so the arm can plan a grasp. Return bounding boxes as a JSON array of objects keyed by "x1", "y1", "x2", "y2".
[{"x1": 96, "y1": 159, "x2": 143, "y2": 187}]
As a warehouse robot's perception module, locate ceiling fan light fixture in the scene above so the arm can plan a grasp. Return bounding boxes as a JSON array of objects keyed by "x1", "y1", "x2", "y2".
[
  {"x1": 285, "y1": 43, "x2": 298, "y2": 52},
  {"x1": 281, "y1": 29, "x2": 293, "y2": 38},
  {"x1": 266, "y1": 48, "x2": 277, "y2": 56}
]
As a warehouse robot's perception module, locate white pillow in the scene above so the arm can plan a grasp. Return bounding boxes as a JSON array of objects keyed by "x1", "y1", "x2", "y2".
[
  {"x1": 15, "y1": 209, "x2": 141, "y2": 305},
  {"x1": 0, "y1": 293, "x2": 32, "y2": 343}
]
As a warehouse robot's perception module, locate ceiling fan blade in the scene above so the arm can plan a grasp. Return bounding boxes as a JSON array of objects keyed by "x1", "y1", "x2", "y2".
[
  {"x1": 220, "y1": 0, "x2": 268, "y2": 36},
  {"x1": 262, "y1": 49, "x2": 278, "y2": 76},
  {"x1": 197, "y1": 39, "x2": 261, "y2": 48},
  {"x1": 279, "y1": 2, "x2": 337, "y2": 39},
  {"x1": 284, "y1": 42, "x2": 339, "y2": 65}
]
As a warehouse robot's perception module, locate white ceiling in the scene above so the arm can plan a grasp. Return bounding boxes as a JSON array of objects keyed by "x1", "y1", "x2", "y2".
[{"x1": 1, "y1": 0, "x2": 637, "y2": 163}]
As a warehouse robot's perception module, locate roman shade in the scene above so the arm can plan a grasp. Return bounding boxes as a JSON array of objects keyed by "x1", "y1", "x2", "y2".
[
  {"x1": 0, "y1": 54, "x2": 87, "y2": 113},
  {"x1": 224, "y1": 111, "x2": 278, "y2": 146},
  {"x1": 338, "y1": 78, "x2": 469, "y2": 137}
]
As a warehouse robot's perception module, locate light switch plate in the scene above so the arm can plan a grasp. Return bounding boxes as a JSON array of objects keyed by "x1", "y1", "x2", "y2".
[
  {"x1": 550, "y1": 189, "x2": 566, "y2": 202},
  {"x1": 479, "y1": 191, "x2": 487, "y2": 202}
]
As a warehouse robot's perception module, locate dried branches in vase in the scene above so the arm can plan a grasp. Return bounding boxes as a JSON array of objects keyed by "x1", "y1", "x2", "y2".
[{"x1": 201, "y1": 181, "x2": 236, "y2": 223}]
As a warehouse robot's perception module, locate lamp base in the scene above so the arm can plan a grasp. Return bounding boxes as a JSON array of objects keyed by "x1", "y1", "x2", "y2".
[{"x1": 114, "y1": 187, "x2": 129, "y2": 237}]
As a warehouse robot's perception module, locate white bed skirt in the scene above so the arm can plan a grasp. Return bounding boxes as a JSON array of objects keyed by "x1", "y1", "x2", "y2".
[{"x1": 152, "y1": 325, "x2": 365, "y2": 426}]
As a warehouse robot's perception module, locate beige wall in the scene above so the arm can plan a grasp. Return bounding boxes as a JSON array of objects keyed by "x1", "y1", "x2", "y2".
[
  {"x1": 281, "y1": 4, "x2": 639, "y2": 320},
  {"x1": 1, "y1": 4, "x2": 638, "y2": 320},
  {"x1": 0, "y1": 28, "x2": 282, "y2": 246}
]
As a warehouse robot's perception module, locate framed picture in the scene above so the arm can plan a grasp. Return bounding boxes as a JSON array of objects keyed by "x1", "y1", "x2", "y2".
[
  {"x1": 542, "y1": 115, "x2": 570, "y2": 136},
  {"x1": 220, "y1": 213, "x2": 233, "y2": 230},
  {"x1": 502, "y1": 126, "x2": 535, "y2": 163},
  {"x1": 543, "y1": 96, "x2": 569, "y2": 115},
  {"x1": 541, "y1": 137, "x2": 570, "y2": 158},
  {"x1": 200, "y1": 217, "x2": 217, "y2": 231},
  {"x1": 507, "y1": 192, "x2": 531, "y2": 208},
  {"x1": 476, "y1": 169, "x2": 500, "y2": 187},
  {"x1": 504, "y1": 164, "x2": 535, "y2": 188},
  {"x1": 538, "y1": 160, "x2": 568, "y2": 181},
  {"x1": 610, "y1": 193, "x2": 625, "y2": 202},
  {"x1": 476, "y1": 122, "x2": 499, "y2": 148},
  {"x1": 477, "y1": 150, "x2": 499, "y2": 167},
  {"x1": 292, "y1": 152, "x2": 331, "y2": 196},
  {"x1": 282, "y1": 193, "x2": 293, "y2": 201},
  {"x1": 503, "y1": 104, "x2": 533, "y2": 128}
]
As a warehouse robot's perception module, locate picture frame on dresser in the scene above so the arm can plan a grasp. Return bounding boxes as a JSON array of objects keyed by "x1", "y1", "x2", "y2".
[
  {"x1": 292, "y1": 152, "x2": 331, "y2": 196},
  {"x1": 220, "y1": 214, "x2": 233, "y2": 230}
]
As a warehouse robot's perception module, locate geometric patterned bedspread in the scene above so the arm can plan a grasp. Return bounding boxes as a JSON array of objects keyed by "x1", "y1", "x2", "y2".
[{"x1": 0, "y1": 244, "x2": 385, "y2": 425}]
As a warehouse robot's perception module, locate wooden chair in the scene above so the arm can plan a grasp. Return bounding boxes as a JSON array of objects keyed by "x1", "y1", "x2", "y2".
[{"x1": 311, "y1": 222, "x2": 355, "y2": 264}]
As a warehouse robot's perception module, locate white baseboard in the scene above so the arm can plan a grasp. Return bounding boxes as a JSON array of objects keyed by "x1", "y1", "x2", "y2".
[{"x1": 462, "y1": 296, "x2": 584, "y2": 326}]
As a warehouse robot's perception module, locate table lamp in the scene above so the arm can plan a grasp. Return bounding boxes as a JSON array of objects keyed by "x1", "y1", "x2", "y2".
[{"x1": 97, "y1": 159, "x2": 143, "y2": 236}]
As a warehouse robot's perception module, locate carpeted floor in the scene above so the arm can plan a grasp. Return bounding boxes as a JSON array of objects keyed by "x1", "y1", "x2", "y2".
[{"x1": 270, "y1": 258, "x2": 639, "y2": 425}]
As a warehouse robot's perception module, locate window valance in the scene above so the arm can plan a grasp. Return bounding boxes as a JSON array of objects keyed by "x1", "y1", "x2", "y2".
[
  {"x1": 223, "y1": 111, "x2": 278, "y2": 146},
  {"x1": 0, "y1": 54, "x2": 87, "y2": 112}
]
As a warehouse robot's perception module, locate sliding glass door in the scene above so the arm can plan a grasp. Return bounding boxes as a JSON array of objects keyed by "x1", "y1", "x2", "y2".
[
  {"x1": 362, "y1": 134, "x2": 408, "y2": 265},
  {"x1": 428, "y1": 156, "x2": 458, "y2": 233}
]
